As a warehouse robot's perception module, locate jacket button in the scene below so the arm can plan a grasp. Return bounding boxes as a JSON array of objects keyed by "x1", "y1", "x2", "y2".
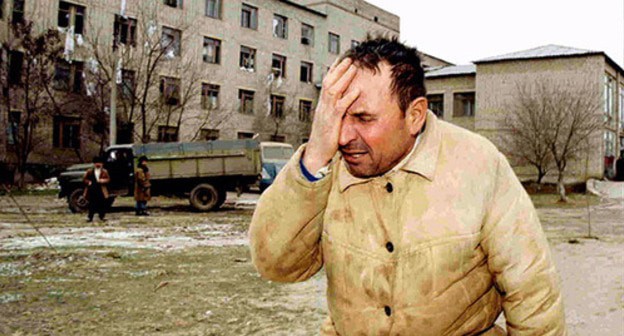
[
  {"x1": 386, "y1": 242, "x2": 394, "y2": 253},
  {"x1": 384, "y1": 306, "x2": 392, "y2": 316},
  {"x1": 385, "y1": 182, "x2": 393, "y2": 193}
]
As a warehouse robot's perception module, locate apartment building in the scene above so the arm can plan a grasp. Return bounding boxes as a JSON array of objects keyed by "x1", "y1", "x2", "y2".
[
  {"x1": 0, "y1": 0, "x2": 399, "y2": 173},
  {"x1": 426, "y1": 45, "x2": 624, "y2": 182}
]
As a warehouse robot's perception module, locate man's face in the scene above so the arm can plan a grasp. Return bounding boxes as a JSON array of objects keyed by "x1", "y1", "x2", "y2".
[
  {"x1": 94, "y1": 162, "x2": 103, "y2": 169},
  {"x1": 339, "y1": 62, "x2": 416, "y2": 178}
]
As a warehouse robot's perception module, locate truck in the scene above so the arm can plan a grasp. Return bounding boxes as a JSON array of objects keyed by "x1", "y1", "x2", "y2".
[
  {"x1": 259, "y1": 142, "x2": 295, "y2": 192},
  {"x1": 58, "y1": 139, "x2": 267, "y2": 212}
]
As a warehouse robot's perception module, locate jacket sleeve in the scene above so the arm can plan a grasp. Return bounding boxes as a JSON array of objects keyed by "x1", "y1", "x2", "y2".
[
  {"x1": 100, "y1": 169, "x2": 110, "y2": 184},
  {"x1": 135, "y1": 170, "x2": 146, "y2": 188},
  {"x1": 249, "y1": 146, "x2": 332, "y2": 283},
  {"x1": 83, "y1": 170, "x2": 91, "y2": 186},
  {"x1": 481, "y1": 153, "x2": 566, "y2": 335}
]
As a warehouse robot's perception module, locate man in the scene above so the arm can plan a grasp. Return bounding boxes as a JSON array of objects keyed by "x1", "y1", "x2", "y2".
[
  {"x1": 134, "y1": 155, "x2": 151, "y2": 216},
  {"x1": 249, "y1": 37, "x2": 566, "y2": 335},
  {"x1": 83, "y1": 156, "x2": 110, "y2": 222}
]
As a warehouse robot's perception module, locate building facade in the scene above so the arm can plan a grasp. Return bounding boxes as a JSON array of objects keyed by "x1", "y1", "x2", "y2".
[
  {"x1": 426, "y1": 45, "x2": 624, "y2": 183},
  {"x1": 0, "y1": 0, "x2": 399, "y2": 174}
]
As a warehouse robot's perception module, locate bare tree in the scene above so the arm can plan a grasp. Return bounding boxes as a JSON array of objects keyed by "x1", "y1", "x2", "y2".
[
  {"x1": 504, "y1": 82, "x2": 554, "y2": 184},
  {"x1": 0, "y1": 20, "x2": 65, "y2": 187},
  {"x1": 508, "y1": 78, "x2": 603, "y2": 202},
  {"x1": 85, "y1": 2, "x2": 201, "y2": 143}
]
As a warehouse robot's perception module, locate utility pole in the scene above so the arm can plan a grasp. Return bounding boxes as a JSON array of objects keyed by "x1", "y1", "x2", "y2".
[{"x1": 110, "y1": 0, "x2": 127, "y2": 146}]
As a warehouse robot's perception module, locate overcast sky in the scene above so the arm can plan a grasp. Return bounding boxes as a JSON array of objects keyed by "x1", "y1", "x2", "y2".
[{"x1": 365, "y1": 0, "x2": 624, "y2": 68}]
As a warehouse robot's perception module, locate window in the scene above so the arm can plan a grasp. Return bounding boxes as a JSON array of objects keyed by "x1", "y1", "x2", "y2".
[
  {"x1": 239, "y1": 89, "x2": 254, "y2": 114},
  {"x1": 272, "y1": 54, "x2": 286, "y2": 78},
  {"x1": 205, "y1": 0, "x2": 220, "y2": 18},
  {"x1": 58, "y1": 1, "x2": 85, "y2": 35},
  {"x1": 273, "y1": 14, "x2": 288, "y2": 39},
  {"x1": 160, "y1": 76, "x2": 181, "y2": 106},
  {"x1": 203, "y1": 37, "x2": 221, "y2": 64},
  {"x1": 161, "y1": 26, "x2": 181, "y2": 57},
  {"x1": 374, "y1": 16, "x2": 378, "y2": 22},
  {"x1": 164, "y1": 0, "x2": 183, "y2": 9},
  {"x1": 7, "y1": 111, "x2": 20, "y2": 145},
  {"x1": 299, "y1": 100, "x2": 312, "y2": 122},
  {"x1": 53, "y1": 116, "x2": 81, "y2": 149},
  {"x1": 239, "y1": 45, "x2": 255, "y2": 71},
  {"x1": 351, "y1": 40, "x2": 360, "y2": 48},
  {"x1": 201, "y1": 83, "x2": 219, "y2": 110},
  {"x1": 300, "y1": 61, "x2": 313, "y2": 83},
  {"x1": 0, "y1": 0, "x2": 4, "y2": 20},
  {"x1": 328, "y1": 33, "x2": 340, "y2": 54},
  {"x1": 12, "y1": 0, "x2": 24, "y2": 24},
  {"x1": 453, "y1": 92, "x2": 475, "y2": 117},
  {"x1": 53, "y1": 60, "x2": 84, "y2": 93},
  {"x1": 158, "y1": 126, "x2": 179, "y2": 142},
  {"x1": 301, "y1": 23, "x2": 314, "y2": 46},
  {"x1": 113, "y1": 15, "x2": 137, "y2": 47},
  {"x1": 620, "y1": 88, "x2": 624, "y2": 129},
  {"x1": 200, "y1": 128, "x2": 219, "y2": 141},
  {"x1": 604, "y1": 74, "x2": 616, "y2": 120},
  {"x1": 270, "y1": 134, "x2": 285, "y2": 142},
  {"x1": 119, "y1": 69, "x2": 135, "y2": 101},
  {"x1": 427, "y1": 94, "x2": 443, "y2": 118},
  {"x1": 237, "y1": 131, "x2": 254, "y2": 139},
  {"x1": 270, "y1": 95, "x2": 285, "y2": 118},
  {"x1": 604, "y1": 131, "x2": 616, "y2": 178},
  {"x1": 8, "y1": 50, "x2": 23, "y2": 85},
  {"x1": 241, "y1": 3, "x2": 258, "y2": 30}
]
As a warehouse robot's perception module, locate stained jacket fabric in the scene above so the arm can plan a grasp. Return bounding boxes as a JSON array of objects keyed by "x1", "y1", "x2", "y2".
[
  {"x1": 134, "y1": 168, "x2": 151, "y2": 202},
  {"x1": 82, "y1": 168, "x2": 110, "y2": 200},
  {"x1": 249, "y1": 111, "x2": 566, "y2": 335}
]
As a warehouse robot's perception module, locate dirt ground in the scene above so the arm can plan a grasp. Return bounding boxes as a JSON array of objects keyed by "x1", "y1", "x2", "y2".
[{"x1": 0, "y1": 192, "x2": 622, "y2": 335}]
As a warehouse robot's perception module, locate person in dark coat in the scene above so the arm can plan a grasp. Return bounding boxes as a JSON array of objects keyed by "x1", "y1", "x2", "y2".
[
  {"x1": 83, "y1": 156, "x2": 110, "y2": 222},
  {"x1": 134, "y1": 156, "x2": 151, "y2": 216},
  {"x1": 615, "y1": 152, "x2": 624, "y2": 181}
]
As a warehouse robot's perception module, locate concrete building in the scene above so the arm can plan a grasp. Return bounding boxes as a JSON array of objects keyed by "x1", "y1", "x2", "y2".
[
  {"x1": 426, "y1": 45, "x2": 624, "y2": 182},
  {"x1": 0, "y1": 0, "x2": 399, "y2": 175}
]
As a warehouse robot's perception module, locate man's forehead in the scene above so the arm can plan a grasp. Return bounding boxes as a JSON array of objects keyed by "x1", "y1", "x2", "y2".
[{"x1": 345, "y1": 63, "x2": 392, "y2": 112}]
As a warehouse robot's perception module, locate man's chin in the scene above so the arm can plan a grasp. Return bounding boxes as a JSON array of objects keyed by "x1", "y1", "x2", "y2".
[{"x1": 344, "y1": 162, "x2": 375, "y2": 178}]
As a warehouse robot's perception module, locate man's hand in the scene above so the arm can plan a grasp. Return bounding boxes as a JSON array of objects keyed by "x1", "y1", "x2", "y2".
[{"x1": 303, "y1": 58, "x2": 360, "y2": 174}]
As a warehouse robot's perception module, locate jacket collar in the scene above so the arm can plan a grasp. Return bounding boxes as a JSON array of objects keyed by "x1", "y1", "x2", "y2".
[{"x1": 337, "y1": 111, "x2": 441, "y2": 192}]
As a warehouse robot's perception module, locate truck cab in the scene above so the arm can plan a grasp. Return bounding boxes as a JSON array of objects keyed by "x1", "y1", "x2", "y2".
[{"x1": 259, "y1": 142, "x2": 294, "y2": 192}]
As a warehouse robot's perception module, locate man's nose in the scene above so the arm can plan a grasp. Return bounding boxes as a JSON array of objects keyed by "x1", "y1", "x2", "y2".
[{"x1": 339, "y1": 117, "x2": 356, "y2": 147}]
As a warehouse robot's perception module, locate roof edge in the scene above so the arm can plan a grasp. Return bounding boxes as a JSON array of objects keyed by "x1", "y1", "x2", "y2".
[{"x1": 474, "y1": 52, "x2": 624, "y2": 76}]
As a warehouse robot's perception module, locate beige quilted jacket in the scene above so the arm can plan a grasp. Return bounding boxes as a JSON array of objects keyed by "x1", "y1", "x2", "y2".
[{"x1": 250, "y1": 112, "x2": 566, "y2": 335}]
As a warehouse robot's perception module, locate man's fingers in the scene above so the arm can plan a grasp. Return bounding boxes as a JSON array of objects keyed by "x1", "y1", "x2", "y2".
[
  {"x1": 329, "y1": 64, "x2": 358, "y2": 100},
  {"x1": 324, "y1": 58, "x2": 353, "y2": 89},
  {"x1": 335, "y1": 88, "x2": 360, "y2": 114}
]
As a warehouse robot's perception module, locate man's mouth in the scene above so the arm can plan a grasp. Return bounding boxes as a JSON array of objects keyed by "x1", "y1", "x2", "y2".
[{"x1": 341, "y1": 151, "x2": 367, "y2": 163}]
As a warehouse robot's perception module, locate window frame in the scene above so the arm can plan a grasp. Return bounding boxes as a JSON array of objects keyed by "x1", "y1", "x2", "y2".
[
  {"x1": 300, "y1": 61, "x2": 313, "y2": 83},
  {"x1": 328, "y1": 32, "x2": 340, "y2": 54},
  {"x1": 298, "y1": 99, "x2": 312, "y2": 122},
  {"x1": 301, "y1": 23, "x2": 314, "y2": 46},
  {"x1": 273, "y1": 14, "x2": 288, "y2": 39},
  {"x1": 203, "y1": 36, "x2": 221, "y2": 64},
  {"x1": 157, "y1": 125, "x2": 179, "y2": 142},
  {"x1": 114, "y1": 14, "x2": 137, "y2": 47},
  {"x1": 53, "y1": 116, "x2": 81, "y2": 149},
  {"x1": 241, "y1": 3, "x2": 258, "y2": 30},
  {"x1": 160, "y1": 76, "x2": 181, "y2": 106},
  {"x1": 270, "y1": 94, "x2": 285, "y2": 119},
  {"x1": 239, "y1": 45, "x2": 256, "y2": 71},
  {"x1": 161, "y1": 26, "x2": 182, "y2": 57},
  {"x1": 272, "y1": 53, "x2": 287, "y2": 78},
  {"x1": 201, "y1": 83, "x2": 220, "y2": 110},
  {"x1": 205, "y1": 0, "x2": 221, "y2": 19},
  {"x1": 238, "y1": 89, "x2": 255, "y2": 114}
]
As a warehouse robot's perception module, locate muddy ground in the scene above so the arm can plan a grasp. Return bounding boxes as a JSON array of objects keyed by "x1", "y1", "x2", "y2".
[{"x1": 0, "y1": 193, "x2": 622, "y2": 335}]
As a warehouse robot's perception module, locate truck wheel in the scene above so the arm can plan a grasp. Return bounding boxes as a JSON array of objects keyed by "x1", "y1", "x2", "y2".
[
  {"x1": 190, "y1": 183, "x2": 220, "y2": 211},
  {"x1": 216, "y1": 188, "x2": 227, "y2": 208},
  {"x1": 68, "y1": 188, "x2": 89, "y2": 213}
]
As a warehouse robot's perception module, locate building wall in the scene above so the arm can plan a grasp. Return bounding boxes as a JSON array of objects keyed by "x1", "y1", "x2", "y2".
[
  {"x1": 475, "y1": 55, "x2": 608, "y2": 182},
  {"x1": 425, "y1": 75, "x2": 476, "y2": 131},
  {"x1": 0, "y1": 0, "x2": 399, "y2": 169}
]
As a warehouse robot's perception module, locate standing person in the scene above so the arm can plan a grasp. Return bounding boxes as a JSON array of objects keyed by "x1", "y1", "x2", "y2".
[
  {"x1": 83, "y1": 156, "x2": 110, "y2": 222},
  {"x1": 249, "y1": 37, "x2": 565, "y2": 335},
  {"x1": 134, "y1": 156, "x2": 151, "y2": 216}
]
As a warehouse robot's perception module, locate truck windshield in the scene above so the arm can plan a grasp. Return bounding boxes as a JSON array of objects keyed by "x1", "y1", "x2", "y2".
[{"x1": 262, "y1": 146, "x2": 294, "y2": 161}]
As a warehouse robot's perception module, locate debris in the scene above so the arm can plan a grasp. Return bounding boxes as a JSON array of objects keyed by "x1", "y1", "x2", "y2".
[
  {"x1": 233, "y1": 258, "x2": 247, "y2": 263},
  {"x1": 154, "y1": 281, "x2": 169, "y2": 292}
]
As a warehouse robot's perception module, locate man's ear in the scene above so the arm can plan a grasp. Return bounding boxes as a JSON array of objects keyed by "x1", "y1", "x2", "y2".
[{"x1": 405, "y1": 97, "x2": 428, "y2": 136}]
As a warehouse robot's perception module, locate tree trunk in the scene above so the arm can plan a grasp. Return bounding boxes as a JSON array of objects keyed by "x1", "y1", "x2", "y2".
[{"x1": 557, "y1": 173, "x2": 568, "y2": 203}]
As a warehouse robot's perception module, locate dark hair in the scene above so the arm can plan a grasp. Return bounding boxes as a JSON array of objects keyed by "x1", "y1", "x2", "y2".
[
  {"x1": 92, "y1": 156, "x2": 104, "y2": 164},
  {"x1": 138, "y1": 155, "x2": 149, "y2": 163},
  {"x1": 342, "y1": 35, "x2": 426, "y2": 113}
]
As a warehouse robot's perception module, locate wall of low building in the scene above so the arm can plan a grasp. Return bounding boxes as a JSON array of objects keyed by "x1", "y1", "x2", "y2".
[
  {"x1": 425, "y1": 74, "x2": 476, "y2": 131},
  {"x1": 475, "y1": 55, "x2": 606, "y2": 182}
]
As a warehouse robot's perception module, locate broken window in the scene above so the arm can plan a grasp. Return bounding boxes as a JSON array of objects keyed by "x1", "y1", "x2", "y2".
[
  {"x1": 239, "y1": 45, "x2": 255, "y2": 70},
  {"x1": 58, "y1": 1, "x2": 85, "y2": 34},
  {"x1": 158, "y1": 125, "x2": 179, "y2": 142},
  {"x1": 53, "y1": 60, "x2": 84, "y2": 93},
  {"x1": 272, "y1": 54, "x2": 286, "y2": 78},
  {"x1": 114, "y1": 15, "x2": 137, "y2": 47},
  {"x1": 270, "y1": 95, "x2": 285, "y2": 119},
  {"x1": 201, "y1": 83, "x2": 219, "y2": 110},
  {"x1": 301, "y1": 23, "x2": 314, "y2": 46},
  {"x1": 12, "y1": 0, "x2": 24, "y2": 24},
  {"x1": 161, "y1": 26, "x2": 181, "y2": 57},
  {"x1": 203, "y1": 37, "x2": 221, "y2": 64},
  {"x1": 238, "y1": 89, "x2": 254, "y2": 114},
  {"x1": 273, "y1": 14, "x2": 288, "y2": 39},
  {"x1": 119, "y1": 69, "x2": 135, "y2": 101},
  {"x1": 300, "y1": 61, "x2": 313, "y2": 83},
  {"x1": 160, "y1": 76, "x2": 181, "y2": 106},
  {"x1": 299, "y1": 100, "x2": 312, "y2": 122},
  {"x1": 164, "y1": 0, "x2": 183, "y2": 9},
  {"x1": 8, "y1": 50, "x2": 23, "y2": 85}
]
